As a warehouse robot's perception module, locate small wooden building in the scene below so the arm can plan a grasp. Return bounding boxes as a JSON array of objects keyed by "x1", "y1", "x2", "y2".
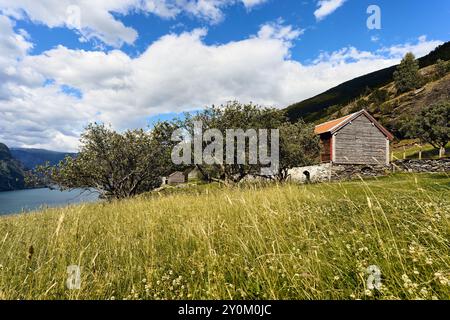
[
  {"x1": 167, "y1": 171, "x2": 186, "y2": 185},
  {"x1": 165, "y1": 168, "x2": 204, "y2": 185},
  {"x1": 187, "y1": 167, "x2": 202, "y2": 181},
  {"x1": 314, "y1": 109, "x2": 394, "y2": 165}
]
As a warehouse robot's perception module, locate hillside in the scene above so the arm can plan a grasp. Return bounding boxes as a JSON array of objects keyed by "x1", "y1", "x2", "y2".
[
  {"x1": 335, "y1": 67, "x2": 450, "y2": 138},
  {"x1": 0, "y1": 174, "x2": 448, "y2": 299},
  {"x1": 10, "y1": 148, "x2": 76, "y2": 170},
  {"x1": 0, "y1": 143, "x2": 25, "y2": 192},
  {"x1": 286, "y1": 41, "x2": 450, "y2": 123}
]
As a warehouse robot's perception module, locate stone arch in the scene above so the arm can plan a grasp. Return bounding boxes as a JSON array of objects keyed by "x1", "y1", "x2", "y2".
[{"x1": 303, "y1": 170, "x2": 311, "y2": 183}]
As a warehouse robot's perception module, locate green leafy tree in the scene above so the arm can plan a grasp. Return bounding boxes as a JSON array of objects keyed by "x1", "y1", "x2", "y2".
[
  {"x1": 393, "y1": 52, "x2": 422, "y2": 93},
  {"x1": 178, "y1": 101, "x2": 320, "y2": 183},
  {"x1": 37, "y1": 123, "x2": 175, "y2": 199},
  {"x1": 179, "y1": 101, "x2": 286, "y2": 184},
  {"x1": 403, "y1": 101, "x2": 450, "y2": 157},
  {"x1": 278, "y1": 120, "x2": 320, "y2": 180}
]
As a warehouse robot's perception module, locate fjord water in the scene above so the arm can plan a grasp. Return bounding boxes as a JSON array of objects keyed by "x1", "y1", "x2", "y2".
[{"x1": 0, "y1": 188, "x2": 98, "y2": 216}]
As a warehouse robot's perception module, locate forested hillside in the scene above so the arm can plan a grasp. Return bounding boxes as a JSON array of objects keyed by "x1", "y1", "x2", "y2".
[
  {"x1": 10, "y1": 148, "x2": 76, "y2": 170},
  {"x1": 286, "y1": 41, "x2": 450, "y2": 124},
  {"x1": 0, "y1": 143, "x2": 25, "y2": 191}
]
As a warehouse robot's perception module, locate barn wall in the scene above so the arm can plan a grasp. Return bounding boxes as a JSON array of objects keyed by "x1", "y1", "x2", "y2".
[{"x1": 334, "y1": 114, "x2": 387, "y2": 165}]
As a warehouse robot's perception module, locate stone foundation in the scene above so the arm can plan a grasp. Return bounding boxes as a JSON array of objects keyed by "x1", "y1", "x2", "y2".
[
  {"x1": 288, "y1": 163, "x2": 388, "y2": 183},
  {"x1": 330, "y1": 164, "x2": 390, "y2": 180},
  {"x1": 286, "y1": 159, "x2": 449, "y2": 184}
]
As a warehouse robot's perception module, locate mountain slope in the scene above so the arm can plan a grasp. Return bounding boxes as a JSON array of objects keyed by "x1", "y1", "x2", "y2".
[
  {"x1": 10, "y1": 148, "x2": 76, "y2": 170},
  {"x1": 286, "y1": 41, "x2": 450, "y2": 123},
  {"x1": 337, "y1": 69, "x2": 450, "y2": 138},
  {"x1": 0, "y1": 143, "x2": 25, "y2": 191}
]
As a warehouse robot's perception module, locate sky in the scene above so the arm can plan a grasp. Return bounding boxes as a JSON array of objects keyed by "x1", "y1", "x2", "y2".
[{"x1": 0, "y1": 0, "x2": 449, "y2": 151}]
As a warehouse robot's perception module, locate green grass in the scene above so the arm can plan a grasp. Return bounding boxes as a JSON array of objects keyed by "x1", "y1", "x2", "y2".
[{"x1": 0, "y1": 173, "x2": 449, "y2": 300}]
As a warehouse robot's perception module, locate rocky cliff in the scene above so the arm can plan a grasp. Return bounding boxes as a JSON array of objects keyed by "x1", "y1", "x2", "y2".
[{"x1": 0, "y1": 143, "x2": 25, "y2": 191}]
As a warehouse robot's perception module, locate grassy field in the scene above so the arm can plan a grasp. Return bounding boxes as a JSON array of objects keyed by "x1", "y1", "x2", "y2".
[{"x1": 0, "y1": 173, "x2": 449, "y2": 300}]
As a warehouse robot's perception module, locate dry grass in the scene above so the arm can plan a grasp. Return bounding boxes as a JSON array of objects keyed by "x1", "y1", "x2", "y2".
[{"x1": 0, "y1": 173, "x2": 449, "y2": 300}]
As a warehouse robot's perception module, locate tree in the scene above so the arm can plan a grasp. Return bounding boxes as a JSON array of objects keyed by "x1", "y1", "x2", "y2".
[
  {"x1": 393, "y1": 52, "x2": 422, "y2": 93},
  {"x1": 37, "y1": 123, "x2": 175, "y2": 199},
  {"x1": 404, "y1": 101, "x2": 450, "y2": 157},
  {"x1": 278, "y1": 121, "x2": 320, "y2": 180},
  {"x1": 435, "y1": 59, "x2": 449, "y2": 79},
  {"x1": 176, "y1": 101, "x2": 320, "y2": 183},
  {"x1": 178, "y1": 101, "x2": 286, "y2": 184}
]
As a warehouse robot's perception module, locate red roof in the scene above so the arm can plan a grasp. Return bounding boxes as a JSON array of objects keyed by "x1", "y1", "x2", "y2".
[
  {"x1": 314, "y1": 109, "x2": 394, "y2": 140},
  {"x1": 314, "y1": 113, "x2": 354, "y2": 135}
]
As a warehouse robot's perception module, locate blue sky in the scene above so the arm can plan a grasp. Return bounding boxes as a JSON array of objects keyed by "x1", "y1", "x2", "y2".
[
  {"x1": 14, "y1": 0, "x2": 450, "y2": 61},
  {"x1": 0, "y1": 0, "x2": 448, "y2": 151}
]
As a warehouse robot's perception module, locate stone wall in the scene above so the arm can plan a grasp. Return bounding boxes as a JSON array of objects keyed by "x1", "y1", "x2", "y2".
[
  {"x1": 288, "y1": 163, "x2": 389, "y2": 183},
  {"x1": 330, "y1": 164, "x2": 390, "y2": 181},
  {"x1": 287, "y1": 159, "x2": 449, "y2": 184},
  {"x1": 393, "y1": 159, "x2": 450, "y2": 173},
  {"x1": 288, "y1": 163, "x2": 332, "y2": 183}
]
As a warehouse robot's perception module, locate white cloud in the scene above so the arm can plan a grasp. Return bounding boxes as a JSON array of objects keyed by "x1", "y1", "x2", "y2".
[
  {"x1": 0, "y1": 0, "x2": 140, "y2": 47},
  {"x1": 0, "y1": 15, "x2": 41, "y2": 98},
  {"x1": 314, "y1": 0, "x2": 346, "y2": 21},
  {"x1": 241, "y1": 0, "x2": 267, "y2": 8},
  {"x1": 378, "y1": 35, "x2": 443, "y2": 59},
  {"x1": 0, "y1": 0, "x2": 270, "y2": 47},
  {"x1": 0, "y1": 17, "x2": 443, "y2": 151},
  {"x1": 0, "y1": 15, "x2": 32, "y2": 60},
  {"x1": 257, "y1": 20, "x2": 304, "y2": 41}
]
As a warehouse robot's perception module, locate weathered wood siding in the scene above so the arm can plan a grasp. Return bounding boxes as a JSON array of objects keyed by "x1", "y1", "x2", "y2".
[
  {"x1": 168, "y1": 172, "x2": 185, "y2": 184},
  {"x1": 334, "y1": 114, "x2": 387, "y2": 165}
]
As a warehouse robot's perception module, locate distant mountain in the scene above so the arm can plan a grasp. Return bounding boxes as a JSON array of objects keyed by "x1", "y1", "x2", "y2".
[
  {"x1": 286, "y1": 41, "x2": 450, "y2": 123},
  {"x1": 10, "y1": 148, "x2": 76, "y2": 170},
  {"x1": 0, "y1": 143, "x2": 25, "y2": 191}
]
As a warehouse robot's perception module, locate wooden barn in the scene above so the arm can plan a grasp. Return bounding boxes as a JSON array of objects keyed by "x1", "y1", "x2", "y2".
[
  {"x1": 167, "y1": 171, "x2": 186, "y2": 185},
  {"x1": 164, "y1": 168, "x2": 204, "y2": 185},
  {"x1": 314, "y1": 109, "x2": 394, "y2": 165}
]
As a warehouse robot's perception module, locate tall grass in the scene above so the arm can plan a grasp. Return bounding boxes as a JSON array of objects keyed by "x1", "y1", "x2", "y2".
[{"x1": 0, "y1": 173, "x2": 449, "y2": 300}]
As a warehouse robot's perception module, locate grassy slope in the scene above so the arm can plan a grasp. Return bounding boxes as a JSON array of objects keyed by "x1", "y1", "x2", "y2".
[
  {"x1": 392, "y1": 140, "x2": 450, "y2": 160},
  {"x1": 0, "y1": 174, "x2": 449, "y2": 300}
]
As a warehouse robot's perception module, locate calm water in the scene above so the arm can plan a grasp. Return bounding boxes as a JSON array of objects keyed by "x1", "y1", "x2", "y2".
[{"x1": 0, "y1": 188, "x2": 99, "y2": 216}]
